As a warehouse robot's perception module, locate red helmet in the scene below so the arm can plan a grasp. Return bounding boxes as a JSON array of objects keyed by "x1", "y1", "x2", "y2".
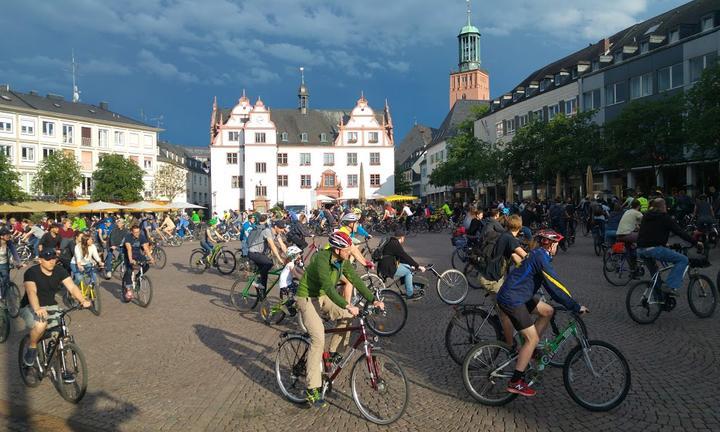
[
  {"x1": 328, "y1": 231, "x2": 353, "y2": 249},
  {"x1": 536, "y1": 229, "x2": 564, "y2": 245}
]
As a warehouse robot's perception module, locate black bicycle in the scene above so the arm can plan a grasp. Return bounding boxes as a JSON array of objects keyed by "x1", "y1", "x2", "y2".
[
  {"x1": 0, "y1": 271, "x2": 21, "y2": 343},
  {"x1": 18, "y1": 305, "x2": 89, "y2": 403}
]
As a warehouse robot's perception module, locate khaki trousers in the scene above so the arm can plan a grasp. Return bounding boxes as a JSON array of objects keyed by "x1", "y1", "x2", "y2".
[
  {"x1": 480, "y1": 275, "x2": 505, "y2": 293},
  {"x1": 295, "y1": 295, "x2": 354, "y2": 389}
]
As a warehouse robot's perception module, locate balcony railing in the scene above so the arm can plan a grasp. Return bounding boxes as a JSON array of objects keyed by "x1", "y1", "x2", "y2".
[{"x1": 82, "y1": 137, "x2": 92, "y2": 146}]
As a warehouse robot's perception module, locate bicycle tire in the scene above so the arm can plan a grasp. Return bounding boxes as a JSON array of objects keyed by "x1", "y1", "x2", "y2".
[
  {"x1": 18, "y1": 245, "x2": 32, "y2": 262},
  {"x1": 350, "y1": 349, "x2": 408, "y2": 425},
  {"x1": 436, "y1": 269, "x2": 468, "y2": 305},
  {"x1": 215, "y1": 250, "x2": 237, "y2": 275},
  {"x1": 259, "y1": 294, "x2": 282, "y2": 324},
  {"x1": 602, "y1": 252, "x2": 632, "y2": 287},
  {"x1": 687, "y1": 274, "x2": 717, "y2": 318},
  {"x1": 18, "y1": 335, "x2": 42, "y2": 387},
  {"x1": 451, "y1": 249, "x2": 465, "y2": 270},
  {"x1": 189, "y1": 250, "x2": 208, "y2": 274},
  {"x1": 593, "y1": 239, "x2": 603, "y2": 256},
  {"x1": 275, "y1": 335, "x2": 310, "y2": 403},
  {"x1": 112, "y1": 260, "x2": 125, "y2": 280},
  {"x1": 52, "y1": 342, "x2": 88, "y2": 404},
  {"x1": 625, "y1": 280, "x2": 662, "y2": 324},
  {"x1": 563, "y1": 340, "x2": 631, "y2": 412},
  {"x1": 0, "y1": 310, "x2": 9, "y2": 344},
  {"x1": 152, "y1": 247, "x2": 167, "y2": 270},
  {"x1": 462, "y1": 341, "x2": 518, "y2": 406},
  {"x1": 133, "y1": 276, "x2": 153, "y2": 308},
  {"x1": 230, "y1": 278, "x2": 260, "y2": 312},
  {"x1": 547, "y1": 310, "x2": 588, "y2": 368},
  {"x1": 463, "y1": 263, "x2": 482, "y2": 290},
  {"x1": 367, "y1": 289, "x2": 407, "y2": 337},
  {"x1": 445, "y1": 308, "x2": 501, "y2": 365},
  {"x1": 89, "y1": 283, "x2": 101, "y2": 316},
  {"x1": 7, "y1": 282, "x2": 21, "y2": 318}
]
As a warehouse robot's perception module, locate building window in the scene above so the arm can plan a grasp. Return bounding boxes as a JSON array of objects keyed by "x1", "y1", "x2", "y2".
[
  {"x1": 228, "y1": 131, "x2": 240, "y2": 142},
  {"x1": 495, "y1": 121, "x2": 504, "y2": 137},
  {"x1": 143, "y1": 158, "x2": 152, "y2": 169},
  {"x1": 690, "y1": 53, "x2": 718, "y2": 83},
  {"x1": 21, "y1": 146, "x2": 35, "y2": 162},
  {"x1": 564, "y1": 99, "x2": 577, "y2": 116},
  {"x1": 300, "y1": 153, "x2": 311, "y2": 166},
  {"x1": 114, "y1": 131, "x2": 124, "y2": 146},
  {"x1": 281, "y1": 132, "x2": 288, "y2": 142},
  {"x1": 347, "y1": 132, "x2": 358, "y2": 143},
  {"x1": 518, "y1": 114, "x2": 529, "y2": 128},
  {"x1": 605, "y1": 82, "x2": 626, "y2": 105},
  {"x1": 42, "y1": 121, "x2": 54, "y2": 136},
  {"x1": 42, "y1": 148, "x2": 56, "y2": 159},
  {"x1": 277, "y1": 175, "x2": 288, "y2": 187},
  {"x1": 368, "y1": 132, "x2": 379, "y2": 143},
  {"x1": 370, "y1": 174, "x2": 380, "y2": 187},
  {"x1": 255, "y1": 185, "x2": 267, "y2": 196},
  {"x1": 277, "y1": 153, "x2": 288, "y2": 165},
  {"x1": 640, "y1": 41, "x2": 649, "y2": 54},
  {"x1": 20, "y1": 120, "x2": 34, "y2": 135},
  {"x1": 582, "y1": 89, "x2": 601, "y2": 111},
  {"x1": 506, "y1": 118, "x2": 516, "y2": 133},
  {"x1": 548, "y1": 104, "x2": 560, "y2": 120},
  {"x1": 0, "y1": 118, "x2": 11, "y2": 133},
  {"x1": 81, "y1": 177, "x2": 92, "y2": 196},
  {"x1": 98, "y1": 129, "x2": 109, "y2": 147},
  {"x1": 658, "y1": 63, "x2": 684, "y2": 91},
  {"x1": 347, "y1": 152, "x2": 357, "y2": 166},
  {"x1": 255, "y1": 132, "x2": 266, "y2": 143},
  {"x1": 81, "y1": 127, "x2": 92, "y2": 146},
  {"x1": 630, "y1": 73, "x2": 653, "y2": 99},
  {"x1": 532, "y1": 109, "x2": 544, "y2": 122},
  {"x1": 144, "y1": 135, "x2": 153, "y2": 148},
  {"x1": 300, "y1": 132, "x2": 308, "y2": 142},
  {"x1": 0, "y1": 144, "x2": 11, "y2": 159},
  {"x1": 62, "y1": 124, "x2": 74, "y2": 144},
  {"x1": 300, "y1": 175, "x2": 311, "y2": 188},
  {"x1": 369, "y1": 152, "x2": 380, "y2": 166},
  {"x1": 320, "y1": 133, "x2": 328, "y2": 142},
  {"x1": 668, "y1": 29, "x2": 679, "y2": 43},
  {"x1": 702, "y1": 15, "x2": 714, "y2": 31},
  {"x1": 231, "y1": 175, "x2": 243, "y2": 188},
  {"x1": 323, "y1": 174, "x2": 335, "y2": 188},
  {"x1": 347, "y1": 174, "x2": 358, "y2": 188},
  {"x1": 255, "y1": 162, "x2": 266, "y2": 173},
  {"x1": 226, "y1": 152, "x2": 238, "y2": 164},
  {"x1": 323, "y1": 153, "x2": 334, "y2": 166}
]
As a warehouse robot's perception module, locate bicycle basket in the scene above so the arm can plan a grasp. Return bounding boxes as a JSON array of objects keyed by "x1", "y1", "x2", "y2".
[{"x1": 611, "y1": 242, "x2": 626, "y2": 254}]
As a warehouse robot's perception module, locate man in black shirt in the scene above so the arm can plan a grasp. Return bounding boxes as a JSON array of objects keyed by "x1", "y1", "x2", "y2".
[
  {"x1": 106, "y1": 218, "x2": 128, "y2": 279},
  {"x1": 20, "y1": 249, "x2": 91, "y2": 367},
  {"x1": 38, "y1": 223, "x2": 62, "y2": 257},
  {"x1": 122, "y1": 225, "x2": 153, "y2": 301},
  {"x1": 377, "y1": 228, "x2": 426, "y2": 300}
]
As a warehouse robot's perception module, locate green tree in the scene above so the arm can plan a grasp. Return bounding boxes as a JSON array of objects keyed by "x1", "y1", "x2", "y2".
[
  {"x1": 0, "y1": 153, "x2": 25, "y2": 201},
  {"x1": 92, "y1": 154, "x2": 145, "y2": 202},
  {"x1": 544, "y1": 112, "x2": 601, "y2": 193},
  {"x1": 32, "y1": 151, "x2": 82, "y2": 200},
  {"x1": 394, "y1": 162, "x2": 412, "y2": 195},
  {"x1": 152, "y1": 163, "x2": 187, "y2": 201},
  {"x1": 686, "y1": 62, "x2": 720, "y2": 156},
  {"x1": 504, "y1": 119, "x2": 549, "y2": 188}
]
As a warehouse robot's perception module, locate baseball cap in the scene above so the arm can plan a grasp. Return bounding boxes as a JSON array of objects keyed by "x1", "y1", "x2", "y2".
[
  {"x1": 273, "y1": 220, "x2": 287, "y2": 229},
  {"x1": 39, "y1": 249, "x2": 58, "y2": 260},
  {"x1": 0, "y1": 227, "x2": 10, "y2": 236}
]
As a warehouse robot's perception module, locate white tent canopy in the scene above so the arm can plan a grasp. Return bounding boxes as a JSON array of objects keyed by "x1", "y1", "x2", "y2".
[
  {"x1": 73, "y1": 201, "x2": 129, "y2": 212},
  {"x1": 125, "y1": 201, "x2": 170, "y2": 211},
  {"x1": 315, "y1": 194, "x2": 336, "y2": 202}
]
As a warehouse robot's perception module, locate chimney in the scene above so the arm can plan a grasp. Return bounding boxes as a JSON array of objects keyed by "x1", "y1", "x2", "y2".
[
  {"x1": 99, "y1": 101, "x2": 109, "y2": 110},
  {"x1": 0, "y1": 84, "x2": 9, "y2": 92},
  {"x1": 602, "y1": 37, "x2": 610, "y2": 54}
]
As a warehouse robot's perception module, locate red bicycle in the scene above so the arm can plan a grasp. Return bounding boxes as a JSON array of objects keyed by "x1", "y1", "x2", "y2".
[{"x1": 275, "y1": 306, "x2": 409, "y2": 424}]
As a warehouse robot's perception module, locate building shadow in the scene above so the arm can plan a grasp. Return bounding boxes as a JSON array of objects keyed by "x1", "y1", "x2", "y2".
[{"x1": 66, "y1": 390, "x2": 139, "y2": 432}]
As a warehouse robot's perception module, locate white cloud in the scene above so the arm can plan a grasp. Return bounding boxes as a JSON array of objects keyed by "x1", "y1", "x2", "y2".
[
  {"x1": 137, "y1": 49, "x2": 199, "y2": 83},
  {"x1": 82, "y1": 59, "x2": 132, "y2": 76}
]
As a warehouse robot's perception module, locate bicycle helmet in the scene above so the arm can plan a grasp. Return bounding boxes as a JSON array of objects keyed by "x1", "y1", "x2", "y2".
[
  {"x1": 328, "y1": 231, "x2": 353, "y2": 249},
  {"x1": 352, "y1": 207, "x2": 362, "y2": 215},
  {"x1": 535, "y1": 229, "x2": 564, "y2": 245},
  {"x1": 340, "y1": 213, "x2": 359, "y2": 224},
  {"x1": 286, "y1": 245, "x2": 302, "y2": 258}
]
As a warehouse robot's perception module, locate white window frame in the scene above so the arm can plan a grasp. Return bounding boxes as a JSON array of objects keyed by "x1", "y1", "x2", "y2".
[
  {"x1": 228, "y1": 131, "x2": 240, "y2": 142},
  {"x1": 300, "y1": 132, "x2": 308, "y2": 142},
  {"x1": 347, "y1": 152, "x2": 357, "y2": 166},
  {"x1": 62, "y1": 124, "x2": 74, "y2": 144},
  {"x1": 320, "y1": 133, "x2": 328, "y2": 142},
  {"x1": 143, "y1": 158, "x2": 152, "y2": 169},
  {"x1": 42, "y1": 121, "x2": 54, "y2": 136},
  {"x1": 277, "y1": 152, "x2": 288, "y2": 166},
  {"x1": 564, "y1": 99, "x2": 577, "y2": 116},
  {"x1": 21, "y1": 145, "x2": 35, "y2": 162},
  {"x1": 368, "y1": 132, "x2": 379, "y2": 143},
  {"x1": 702, "y1": 15, "x2": 714, "y2": 31},
  {"x1": 640, "y1": 41, "x2": 649, "y2": 54},
  {"x1": 255, "y1": 185, "x2": 267, "y2": 196},
  {"x1": 532, "y1": 109, "x2": 544, "y2": 121},
  {"x1": 323, "y1": 152, "x2": 334, "y2": 166},
  {"x1": 255, "y1": 132, "x2": 266, "y2": 143},
  {"x1": 369, "y1": 152, "x2": 380, "y2": 166},
  {"x1": 114, "y1": 131, "x2": 124, "y2": 146},
  {"x1": 347, "y1": 174, "x2": 358, "y2": 188},
  {"x1": 506, "y1": 118, "x2": 516, "y2": 134},
  {"x1": 495, "y1": 121, "x2": 504, "y2": 138},
  {"x1": 0, "y1": 118, "x2": 12, "y2": 133},
  {"x1": 281, "y1": 132, "x2": 288, "y2": 142},
  {"x1": 42, "y1": 147, "x2": 56, "y2": 159},
  {"x1": 277, "y1": 174, "x2": 288, "y2": 187},
  {"x1": 128, "y1": 133, "x2": 139, "y2": 147},
  {"x1": 226, "y1": 152, "x2": 238, "y2": 165},
  {"x1": 20, "y1": 120, "x2": 35, "y2": 135},
  {"x1": 658, "y1": 63, "x2": 684, "y2": 92},
  {"x1": 690, "y1": 53, "x2": 718, "y2": 83},
  {"x1": 98, "y1": 129, "x2": 109, "y2": 148},
  {"x1": 630, "y1": 73, "x2": 653, "y2": 99},
  {"x1": 300, "y1": 153, "x2": 311, "y2": 166},
  {"x1": 548, "y1": 104, "x2": 560, "y2": 120},
  {"x1": 0, "y1": 144, "x2": 13, "y2": 159},
  {"x1": 231, "y1": 175, "x2": 243, "y2": 189},
  {"x1": 370, "y1": 174, "x2": 380, "y2": 187},
  {"x1": 347, "y1": 132, "x2": 358, "y2": 143},
  {"x1": 255, "y1": 162, "x2": 266, "y2": 173},
  {"x1": 300, "y1": 175, "x2": 311, "y2": 188}
]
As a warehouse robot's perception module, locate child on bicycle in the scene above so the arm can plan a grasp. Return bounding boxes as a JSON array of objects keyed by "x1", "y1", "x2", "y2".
[
  {"x1": 496, "y1": 229, "x2": 588, "y2": 397},
  {"x1": 279, "y1": 245, "x2": 304, "y2": 299}
]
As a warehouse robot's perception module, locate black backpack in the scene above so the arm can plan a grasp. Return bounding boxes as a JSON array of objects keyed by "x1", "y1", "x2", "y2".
[
  {"x1": 371, "y1": 236, "x2": 391, "y2": 262},
  {"x1": 471, "y1": 230, "x2": 507, "y2": 282}
]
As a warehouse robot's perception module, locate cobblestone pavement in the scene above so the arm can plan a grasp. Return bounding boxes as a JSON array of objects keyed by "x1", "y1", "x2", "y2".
[{"x1": 0, "y1": 233, "x2": 719, "y2": 431}]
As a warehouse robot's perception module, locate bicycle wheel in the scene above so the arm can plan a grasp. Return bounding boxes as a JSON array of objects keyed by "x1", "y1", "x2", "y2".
[
  {"x1": 152, "y1": 247, "x2": 167, "y2": 269},
  {"x1": 593, "y1": 238, "x2": 603, "y2": 256},
  {"x1": 436, "y1": 269, "x2": 468, "y2": 305},
  {"x1": 445, "y1": 308, "x2": 501, "y2": 365},
  {"x1": 462, "y1": 341, "x2": 518, "y2": 406},
  {"x1": 18, "y1": 335, "x2": 42, "y2": 387},
  {"x1": 625, "y1": 280, "x2": 662, "y2": 324},
  {"x1": 189, "y1": 250, "x2": 208, "y2": 274},
  {"x1": 112, "y1": 260, "x2": 125, "y2": 280},
  {"x1": 6, "y1": 282, "x2": 21, "y2": 318},
  {"x1": 215, "y1": 250, "x2": 237, "y2": 275},
  {"x1": 275, "y1": 335, "x2": 310, "y2": 403},
  {"x1": 89, "y1": 284, "x2": 101, "y2": 316},
  {"x1": 547, "y1": 310, "x2": 588, "y2": 368},
  {"x1": 367, "y1": 289, "x2": 407, "y2": 337},
  {"x1": 563, "y1": 340, "x2": 631, "y2": 411},
  {"x1": 0, "y1": 309, "x2": 9, "y2": 344},
  {"x1": 230, "y1": 278, "x2": 259, "y2": 312},
  {"x1": 687, "y1": 274, "x2": 717, "y2": 318},
  {"x1": 463, "y1": 263, "x2": 481, "y2": 290},
  {"x1": 259, "y1": 294, "x2": 282, "y2": 324},
  {"x1": 602, "y1": 253, "x2": 632, "y2": 287},
  {"x1": 18, "y1": 245, "x2": 32, "y2": 262},
  {"x1": 350, "y1": 349, "x2": 408, "y2": 425},
  {"x1": 133, "y1": 276, "x2": 153, "y2": 308},
  {"x1": 51, "y1": 342, "x2": 88, "y2": 404}
]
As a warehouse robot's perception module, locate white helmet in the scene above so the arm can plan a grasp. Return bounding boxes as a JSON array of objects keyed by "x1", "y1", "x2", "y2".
[
  {"x1": 341, "y1": 213, "x2": 359, "y2": 224},
  {"x1": 286, "y1": 246, "x2": 302, "y2": 258}
]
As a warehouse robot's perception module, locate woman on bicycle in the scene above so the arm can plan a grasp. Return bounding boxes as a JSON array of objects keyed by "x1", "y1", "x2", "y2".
[
  {"x1": 377, "y1": 228, "x2": 426, "y2": 300},
  {"x1": 0, "y1": 228, "x2": 23, "y2": 290},
  {"x1": 71, "y1": 235, "x2": 104, "y2": 285}
]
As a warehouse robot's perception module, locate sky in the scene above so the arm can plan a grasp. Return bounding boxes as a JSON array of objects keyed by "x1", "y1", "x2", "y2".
[{"x1": 0, "y1": 0, "x2": 689, "y2": 148}]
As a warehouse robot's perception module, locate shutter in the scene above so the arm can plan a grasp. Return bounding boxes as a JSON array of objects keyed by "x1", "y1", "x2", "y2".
[
  {"x1": 542, "y1": 106, "x2": 548, "y2": 122},
  {"x1": 559, "y1": 101, "x2": 565, "y2": 114},
  {"x1": 502, "y1": 120, "x2": 507, "y2": 135}
]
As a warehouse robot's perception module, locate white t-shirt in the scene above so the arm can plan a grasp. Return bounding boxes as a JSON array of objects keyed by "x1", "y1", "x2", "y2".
[
  {"x1": 279, "y1": 261, "x2": 295, "y2": 289},
  {"x1": 402, "y1": 206, "x2": 413, "y2": 217},
  {"x1": 71, "y1": 244, "x2": 102, "y2": 266}
]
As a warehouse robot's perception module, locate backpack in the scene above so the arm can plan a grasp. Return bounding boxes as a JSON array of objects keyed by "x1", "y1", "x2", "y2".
[
  {"x1": 246, "y1": 226, "x2": 267, "y2": 253},
  {"x1": 286, "y1": 222, "x2": 307, "y2": 249},
  {"x1": 371, "y1": 236, "x2": 391, "y2": 262},
  {"x1": 471, "y1": 230, "x2": 507, "y2": 282}
]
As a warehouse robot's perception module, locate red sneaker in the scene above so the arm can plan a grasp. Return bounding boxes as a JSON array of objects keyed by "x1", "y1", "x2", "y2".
[{"x1": 507, "y1": 379, "x2": 536, "y2": 397}]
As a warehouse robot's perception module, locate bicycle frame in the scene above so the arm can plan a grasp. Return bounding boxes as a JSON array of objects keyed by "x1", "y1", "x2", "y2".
[
  {"x1": 321, "y1": 315, "x2": 378, "y2": 392},
  {"x1": 34, "y1": 310, "x2": 75, "y2": 378}
]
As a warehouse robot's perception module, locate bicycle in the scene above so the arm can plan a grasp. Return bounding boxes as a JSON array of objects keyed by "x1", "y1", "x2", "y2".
[
  {"x1": 602, "y1": 242, "x2": 645, "y2": 286},
  {"x1": 16, "y1": 241, "x2": 33, "y2": 264},
  {"x1": 18, "y1": 304, "x2": 89, "y2": 403},
  {"x1": 626, "y1": 245, "x2": 716, "y2": 324},
  {"x1": 149, "y1": 242, "x2": 167, "y2": 270},
  {"x1": 63, "y1": 267, "x2": 101, "y2": 316},
  {"x1": 450, "y1": 236, "x2": 471, "y2": 270},
  {"x1": 462, "y1": 311, "x2": 630, "y2": 412},
  {"x1": 382, "y1": 263, "x2": 468, "y2": 305},
  {"x1": 109, "y1": 249, "x2": 126, "y2": 281},
  {"x1": 230, "y1": 266, "x2": 281, "y2": 312},
  {"x1": 591, "y1": 223, "x2": 605, "y2": 256},
  {"x1": 189, "y1": 242, "x2": 236, "y2": 275},
  {"x1": 351, "y1": 269, "x2": 407, "y2": 337},
  {"x1": 275, "y1": 306, "x2": 409, "y2": 424},
  {"x1": 127, "y1": 257, "x2": 153, "y2": 307},
  {"x1": 0, "y1": 271, "x2": 21, "y2": 343}
]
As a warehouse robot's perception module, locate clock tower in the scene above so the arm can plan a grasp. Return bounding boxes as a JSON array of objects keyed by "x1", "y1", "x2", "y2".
[{"x1": 449, "y1": 0, "x2": 489, "y2": 109}]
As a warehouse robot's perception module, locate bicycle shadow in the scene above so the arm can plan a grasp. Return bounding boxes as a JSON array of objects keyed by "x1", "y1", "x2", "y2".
[
  {"x1": 98, "y1": 279, "x2": 125, "y2": 302},
  {"x1": 187, "y1": 283, "x2": 236, "y2": 312},
  {"x1": 66, "y1": 390, "x2": 139, "y2": 431},
  {"x1": 171, "y1": 262, "x2": 192, "y2": 273}
]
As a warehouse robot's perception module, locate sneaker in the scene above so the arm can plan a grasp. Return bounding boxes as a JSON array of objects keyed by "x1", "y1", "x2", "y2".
[
  {"x1": 124, "y1": 288, "x2": 135, "y2": 302},
  {"x1": 406, "y1": 290, "x2": 425, "y2": 301},
  {"x1": 660, "y1": 285, "x2": 679, "y2": 296},
  {"x1": 305, "y1": 388, "x2": 328, "y2": 408},
  {"x1": 23, "y1": 348, "x2": 37, "y2": 367},
  {"x1": 105, "y1": 272, "x2": 112, "y2": 280},
  {"x1": 507, "y1": 379, "x2": 536, "y2": 397}
]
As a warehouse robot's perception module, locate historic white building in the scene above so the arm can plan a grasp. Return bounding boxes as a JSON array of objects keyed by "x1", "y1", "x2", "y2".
[
  {"x1": 155, "y1": 141, "x2": 210, "y2": 208},
  {"x1": 209, "y1": 82, "x2": 395, "y2": 213},
  {"x1": 0, "y1": 85, "x2": 159, "y2": 198}
]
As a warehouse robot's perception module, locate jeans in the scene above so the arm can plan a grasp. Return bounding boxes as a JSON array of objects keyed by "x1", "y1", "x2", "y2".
[
  {"x1": 637, "y1": 246, "x2": 688, "y2": 290},
  {"x1": 123, "y1": 260, "x2": 149, "y2": 289},
  {"x1": 394, "y1": 263, "x2": 414, "y2": 296},
  {"x1": 248, "y1": 252, "x2": 273, "y2": 289},
  {"x1": 31, "y1": 237, "x2": 40, "y2": 257},
  {"x1": 72, "y1": 263, "x2": 97, "y2": 286},
  {"x1": 604, "y1": 229, "x2": 617, "y2": 245},
  {"x1": 200, "y1": 240, "x2": 214, "y2": 255},
  {"x1": 105, "y1": 247, "x2": 116, "y2": 274}
]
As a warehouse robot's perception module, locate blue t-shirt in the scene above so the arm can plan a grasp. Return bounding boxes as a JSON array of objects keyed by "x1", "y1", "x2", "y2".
[{"x1": 123, "y1": 233, "x2": 149, "y2": 262}]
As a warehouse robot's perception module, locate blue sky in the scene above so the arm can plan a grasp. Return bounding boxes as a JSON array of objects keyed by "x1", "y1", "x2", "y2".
[{"x1": 0, "y1": 0, "x2": 688, "y2": 148}]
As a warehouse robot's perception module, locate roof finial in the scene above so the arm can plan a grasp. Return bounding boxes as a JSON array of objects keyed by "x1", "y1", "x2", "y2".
[
  {"x1": 300, "y1": 66, "x2": 305, "y2": 85},
  {"x1": 466, "y1": 0, "x2": 472, "y2": 26}
]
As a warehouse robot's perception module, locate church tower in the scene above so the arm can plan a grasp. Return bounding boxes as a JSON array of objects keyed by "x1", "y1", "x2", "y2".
[
  {"x1": 298, "y1": 67, "x2": 309, "y2": 114},
  {"x1": 449, "y1": 0, "x2": 489, "y2": 109}
]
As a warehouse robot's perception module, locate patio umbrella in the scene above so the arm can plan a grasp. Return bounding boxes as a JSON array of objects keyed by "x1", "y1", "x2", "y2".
[
  {"x1": 506, "y1": 175, "x2": 514, "y2": 203},
  {"x1": 18, "y1": 201, "x2": 73, "y2": 212},
  {"x1": 73, "y1": 201, "x2": 129, "y2": 213},
  {"x1": 585, "y1": 165, "x2": 594, "y2": 198},
  {"x1": 359, "y1": 162, "x2": 366, "y2": 205},
  {"x1": 125, "y1": 201, "x2": 170, "y2": 212},
  {"x1": 315, "y1": 194, "x2": 336, "y2": 203},
  {"x1": 0, "y1": 203, "x2": 32, "y2": 213},
  {"x1": 555, "y1": 173, "x2": 562, "y2": 199},
  {"x1": 383, "y1": 194, "x2": 418, "y2": 202}
]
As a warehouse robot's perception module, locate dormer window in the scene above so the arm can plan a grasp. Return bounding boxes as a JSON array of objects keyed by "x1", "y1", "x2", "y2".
[
  {"x1": 592, "y1": 61, "x2": 599, "y2": 72},
  {"x1": 669, "y1": 29, "x2": 679, "y2": 43},
  {"x1": 702, "y1": 15, "x2": 714, "y2": 31},
  {"x1": 640, "y1": 41, "x2": 649, "y2": 54},
  {"x1": 281, "y1": 132, "x2": 288, "y2": 142},
  {"x1": 320, "y1": 133, "x2": 328, "y2": 142},
  {"x1": 300, "y1": 132, "x2": 308, "y2": 142}
]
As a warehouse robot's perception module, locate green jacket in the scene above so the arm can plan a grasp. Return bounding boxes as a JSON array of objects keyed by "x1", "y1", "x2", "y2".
[{"x1": 296, "y1": 249, "x2": 374, "y2": 308}]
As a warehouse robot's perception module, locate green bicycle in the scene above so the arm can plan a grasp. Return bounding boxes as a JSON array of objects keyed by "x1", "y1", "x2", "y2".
[
  {"x1": 462, "y1": 311, "x2": 631, "y2": 412},
  {"x1": 189, "y1": 243, "x2": 236, "y2": 275},
  {"x1": 229, "y1": 266, "x2": 281, "y2": 312}
]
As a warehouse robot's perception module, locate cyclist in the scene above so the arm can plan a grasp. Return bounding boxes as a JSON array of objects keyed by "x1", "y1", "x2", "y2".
[
  {"x1": 279, "y1": 245, "x2": 303, "y2": 300},
  {"x1": 0, "y1": 228, "x2": 23, "y2": 291},
  {"x1": 616, "y1": 199, "x2": 643, "y2": 276},
  {"x1": 199, "y1": 219, "x2": 223, "y2": 260},
  {"x1": 20, "y1": 249, "x2": 92, "y2": 368},
  {"x1": 294, "y1": 231, "x2": 384, "y2": 408},
  {"x1": 122, "y1": 225, "x2": 154, "y2": 302},
  {"x1": 637, "y1": 198, "x2": 700, "y2": 296},
  {"x1": 496, "y1": 229, "x2": 588, "y2": 397},
  {"x1": 71, "y1": 234, "x2": 104, "y2": 285},
  {"x1": 328, "y1": 213, "x2": 374, "y2": 303},
  {"x1": 159, "y1": 212, "x2": 176, "y2": 242},
  {"x1": 377, "y1": 228, "x2": 426, "y2": 300},
  {"x1": 246, "y1": 217, "x2": 287, "y2": 292}
]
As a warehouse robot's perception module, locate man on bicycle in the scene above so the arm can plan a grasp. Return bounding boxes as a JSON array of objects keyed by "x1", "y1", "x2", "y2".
[
  {"x1": 637, "y1": 198, "x2": 700, "y2": 296},
  {"x1": 106, "y1": 218, "x2": 128, "y2": 279},
  {"x1": 295, "y1": 231, "x2": 384, "y2": 408},
  {"x1": 20, "y1": 249, "x2": 91, "y2": 368},
  {"x1": 199, "y1": 219, "x2": 222, "y2": 260},
  {"x1": 496, "y1": 230, "x2": 588, "y2": 397},
  {"x1": 0, "y1": 227, "x2": 23, "y2": 290},
  {"x1": 122, "y1": 225, "x2": 154, "y2": 302},
  {"x1": 247, "y1": 217, "x2": 287, "y2": 292}
]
